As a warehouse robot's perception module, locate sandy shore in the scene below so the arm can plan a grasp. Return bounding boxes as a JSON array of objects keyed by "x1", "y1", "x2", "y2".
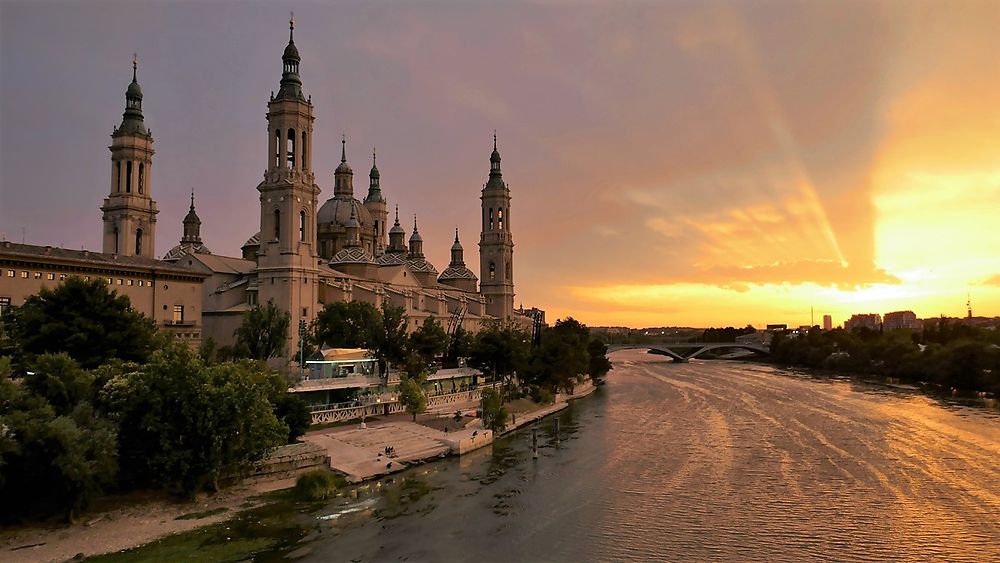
[{"x1": 0, "y1": 477, "x2": 296, "y2": 563}]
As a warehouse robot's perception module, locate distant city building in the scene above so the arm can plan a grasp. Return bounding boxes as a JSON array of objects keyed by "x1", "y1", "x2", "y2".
[
  {"x1": 766, "y1": 324, "x2": 787, "y2": 332},
  {"x1": 883, "y1": 310, "x2": 919, "y2": 331},
  {"x1": 518, "y1": 305, "x2": 546, "y2": 326},
  {"x1": 845, "y1": 313, "x2": 881, "y2": 331},
  {"x1": 823, "y1": 314, "x2": 833, "y2": 331}
]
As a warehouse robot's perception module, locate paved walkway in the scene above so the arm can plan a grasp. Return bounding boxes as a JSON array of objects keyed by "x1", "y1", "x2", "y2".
[{"x1": 304, "y1": 382, "x2": 598, "y2": 482}]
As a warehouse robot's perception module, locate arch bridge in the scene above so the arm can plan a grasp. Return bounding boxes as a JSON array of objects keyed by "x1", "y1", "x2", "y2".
[{"x1": 613, "y1": 342, "x2": 770, "y2": 363}]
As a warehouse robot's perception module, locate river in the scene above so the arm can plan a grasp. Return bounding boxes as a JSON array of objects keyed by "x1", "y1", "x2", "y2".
[{"x1": 255, "y1": 349, "x2": 1000, "y2": 562}]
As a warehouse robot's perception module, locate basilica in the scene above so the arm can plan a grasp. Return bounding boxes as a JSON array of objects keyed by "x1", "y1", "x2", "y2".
[{"x1": 0, "y1": 20, "x2": 526, "y2": 366}]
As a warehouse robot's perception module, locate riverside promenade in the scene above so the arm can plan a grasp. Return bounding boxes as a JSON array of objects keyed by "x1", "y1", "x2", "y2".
[{"x1": 303, "y1": 381, "x2": 597, "y2": 481}]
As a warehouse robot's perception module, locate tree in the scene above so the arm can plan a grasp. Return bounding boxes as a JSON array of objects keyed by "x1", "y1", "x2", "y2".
[
  {"x1": 468, "y1": 321, "x2": 531, "y2": 399},
  {"x1": 409, "y1": 316, "x2": 448, "y2": 366},
  {"x1": 527, "y1": 318, "x2": 591, "y2": 393},
  {"x1": 587, "y1": 338, "x2": 612, "y2": 380},
  {"x1": 234, "y1": 300, "x2": 290, "y2": 361},
  {"x1": 23, "y1": 353, "x2": 95, "y2": 416},
  {"x1": 272, "y1": 393, "x2": 311, "y2": 443},
  {"x1": 113, "y1": 341, "x2": 286, "y2": 493},
  {"x1": 374, "y1": 304, "x2": 409, "y2": 383},
  {"x1": 397, "y1": 375, "x2": 427, "y2": 422},
  {"x1": 444, "y1": 325, "x2": 473, "y2": 367},
  {"x1": 1, "y1": 363, "x2": 117, "y2": 523},
  {"x1": 11, "y1": 276, "x2": 156, "y2": 369},
  {"x1": 480, "y1": 387, "x2": 508, "y2": 434},
  {"x1": 312, "y1": 301, "x2": 381, "y2": 350}
]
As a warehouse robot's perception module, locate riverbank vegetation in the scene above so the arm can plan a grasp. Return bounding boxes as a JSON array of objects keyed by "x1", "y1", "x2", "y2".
[
  {"x1": 770, "y1": 320, "x2": 1000, "y2": 395},
  {"x1": 0, "y1": 279, "x2": 310, "y2": 523}
]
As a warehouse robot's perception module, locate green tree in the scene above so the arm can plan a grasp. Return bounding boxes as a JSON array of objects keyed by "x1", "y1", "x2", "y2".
[
  {"x1": 527, "y1": 318, "x2": 591, "y2": 393},
  {"x1": 468, "y1": 321, "x2": 531, "y2": 398},
  {"x1": 375, "y1": 304, "x2": 409, "y2": 383},
  {"x1": 11, "y1": 276, "x2": 156, "y2": 369},
  {"x1": 397, "y1": 375, "x2": 428, "y2": 422},
  {"x1": 409, "y1": 316, "x2": 449, "y2": 366},
  {"x1": 443, "y1": 325, "x2": 473, "y2": 368},
  {"x1": 587, "y1": 338, "x2": 612, "y2": 380},
  {"x1": 23, "y1": 353, "x2": 95, "y2": 416},
  {"x1": 1, "y1": 366, "x2": 118, "y2": 522},
  {"x1": 480, "y1": 387, "x2": 508, "y2": 434},
  {"x1": 272, "y1": 393, "x2": 312, "y2": 443},
  {"x1": 234, "y1": 300, "x2": 290, "y2": 361},
  {"x1": 113, "y1": 342, "x2": 286, "y2": 493},
  {"x1": 312, "y1": 301, "x2": 381, "y2": 350}
]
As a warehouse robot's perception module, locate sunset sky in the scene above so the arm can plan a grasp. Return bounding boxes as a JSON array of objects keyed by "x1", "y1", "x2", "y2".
[{"x1": 1, "y1": 1, "x2": 998, "y2": 328}]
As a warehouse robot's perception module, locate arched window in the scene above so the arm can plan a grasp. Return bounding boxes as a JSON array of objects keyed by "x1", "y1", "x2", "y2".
[
  {"x1": 299, "y1": 210, "x2": 306, "y2": 241},
  {"x1": 489, "y1": 208, "x2": 494, "y2": 230},
  {"x1": 135, "y1": 228, "x2": 143, "y2": 256},
  {"x1": 287, "y1": 129, "x2": 296, "y2": 168},
  {"x1": 113, "y1": 227, "x2": 119, "y2": 254},
  {"x1": 115, "y1": 162, "x2": 121, "y2": 192},
  {"x1": 301, "y1": 131, "x2": 308, "y2": 170},
  {"x1": 138, "y1": 163, "x2": 145, "y2": 194},
  {"x1": 273, "y1": 209, "x2": 281, "y2": 240},
  {"x1": 498, "y1": 208, "x2": 503, "y2": 230},
  {"x1": 274, "y1": 129, "x2": 282, "y2": 168},
  {"x1": 489, "y1": 262, "x2": 496, "y2": 280},
  {"x1": 126, "y1": 161, "x2": 133, "y2": 193}
]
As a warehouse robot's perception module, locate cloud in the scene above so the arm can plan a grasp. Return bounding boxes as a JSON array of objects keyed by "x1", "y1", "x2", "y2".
[{"x1": 981, "y1": 275, "x2": 1000, "y2": 287}]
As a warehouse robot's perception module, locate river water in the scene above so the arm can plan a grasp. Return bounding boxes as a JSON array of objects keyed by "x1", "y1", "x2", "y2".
[{"x1": 260, "y1": 349, "x2": 1000, "y2": 562}]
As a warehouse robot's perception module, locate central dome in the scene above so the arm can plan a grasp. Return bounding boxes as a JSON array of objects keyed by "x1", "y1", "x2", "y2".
[{"x1": 317, "y1": 197, "x2": 372, "y2": 229}]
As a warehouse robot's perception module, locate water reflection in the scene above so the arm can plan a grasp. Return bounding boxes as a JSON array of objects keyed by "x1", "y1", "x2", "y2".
[{"x1": 249, "y1": 350, "x2": 1000, "y2": 562}]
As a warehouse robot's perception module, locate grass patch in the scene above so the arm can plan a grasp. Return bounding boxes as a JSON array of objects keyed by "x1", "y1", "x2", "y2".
[
  {"x1": 293, "y1": 470, "x2": 347, "y2": 501},
  {"x1": 87, "y1": 495, "x2": 312, "y2": 562},
  {"x1": 174, "y1": 507, "x2": 229, "y2": 521}
]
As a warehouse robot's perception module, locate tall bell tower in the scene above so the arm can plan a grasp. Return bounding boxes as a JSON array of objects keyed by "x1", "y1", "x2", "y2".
[
  {"x1": 101, "y1": 56, "x2": 158, "y2": 258},
  {"x1": 479, "y1": 134, "x2": 514, "y2": 319},
  {"x1": 256, "y1": 16, "x2": 321, "y2": 364}
]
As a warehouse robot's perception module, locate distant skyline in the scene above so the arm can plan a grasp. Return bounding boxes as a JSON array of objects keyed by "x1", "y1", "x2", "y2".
[{"x1": 2, "y1": 1, "x2": 998, "y2": 328}]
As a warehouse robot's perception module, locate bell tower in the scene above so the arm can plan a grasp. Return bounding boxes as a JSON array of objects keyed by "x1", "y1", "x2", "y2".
[
  {"x1": 256, "y1": 16, "x2": 321, "y2": 364},
  {"x1": 479, "y1": 134, "x2": 514, "y2": 319},
  {"x1": 101, "y1": 56, "x2": 158, "y2": 258}
]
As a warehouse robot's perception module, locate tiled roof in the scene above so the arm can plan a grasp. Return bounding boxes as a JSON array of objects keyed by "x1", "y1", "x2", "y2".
[{"x1": 0, "y1": 241, "x2": 206, "y2": 278}]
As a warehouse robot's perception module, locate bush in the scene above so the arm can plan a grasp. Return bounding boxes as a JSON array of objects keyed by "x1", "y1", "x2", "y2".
[
  {"x1": 529, "y1": 385, "x2": 554, "y2": 405},
  {"x1": 294, "y1": 470, "x2": 346, "y2": 501}
]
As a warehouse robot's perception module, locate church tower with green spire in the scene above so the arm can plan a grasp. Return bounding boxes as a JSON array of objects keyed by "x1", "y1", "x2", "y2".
[
  {"x1": 256, "y1": 16, "x2": 321, "y2": 362},
  {"x1": 479, "y1": 134, "x2": 515, "y2": 319},
  {"x1": 101, "y1": 56, "x2": 158, "y2": 258}
]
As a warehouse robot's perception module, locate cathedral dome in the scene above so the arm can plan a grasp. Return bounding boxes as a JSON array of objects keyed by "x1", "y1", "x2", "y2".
[
  {"x1": 317, "y1": 197, "x2": 372, "y2": 229},
  {"x1": 163, "y1": 241, "x2": 211, "y2": 262},
  {"x1": 283, "y1": 41, "x2": 300, "y2": 61}
]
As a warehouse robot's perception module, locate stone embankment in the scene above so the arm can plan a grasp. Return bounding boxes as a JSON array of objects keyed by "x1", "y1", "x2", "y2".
[{"x1": 304, "y1": 380, "x2": 598, "y2": 481}]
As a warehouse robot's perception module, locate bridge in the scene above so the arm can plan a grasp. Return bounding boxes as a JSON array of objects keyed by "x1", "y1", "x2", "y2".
[{"x1": 611, "y1": 342, "x2": 770, "y2": 363}]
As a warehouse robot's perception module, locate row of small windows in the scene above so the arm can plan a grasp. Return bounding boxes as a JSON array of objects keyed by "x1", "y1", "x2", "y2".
[
  {"x1": 6, "y1": 270, "x2": 154, "y2": 287},
  {"x1": 274, "y1": 128, "x2": 308, "y2": 171},
  {"x1": 114, "y1": 160, "x2": 145, "y2": 194},
  {"x1": 487, "y1": 207, "x2": 507, "y2": 231}
]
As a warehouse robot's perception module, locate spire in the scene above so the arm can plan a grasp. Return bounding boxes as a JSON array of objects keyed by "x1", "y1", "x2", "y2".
[
  {"x1": 118, "y1": 54, "x2": 147, "y2": 136},
  {"x1": 489, "y1": 132, "x2": 502, "y2": 175},
  {"x1": 275, "y1": 14, "x2": 304, "y2": 101},
  {"x1": 182, "y1": 188, "x2": 202, "y2": 244},
  {"x1": 334, "y1": 134, "x2": 354, "y2": 198},
  {"x1": 387, "y1": 204, "x2": 406, "y2": 253},
  {"x1": 365, "y1": 146, "x2": 384, "y2": 203},
  {"x1": 408, "y1": 215, "x2": 424, "y2": 258},
  {"x1": 449, "y1": 227, "x2": 465, "y2": 267}
]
